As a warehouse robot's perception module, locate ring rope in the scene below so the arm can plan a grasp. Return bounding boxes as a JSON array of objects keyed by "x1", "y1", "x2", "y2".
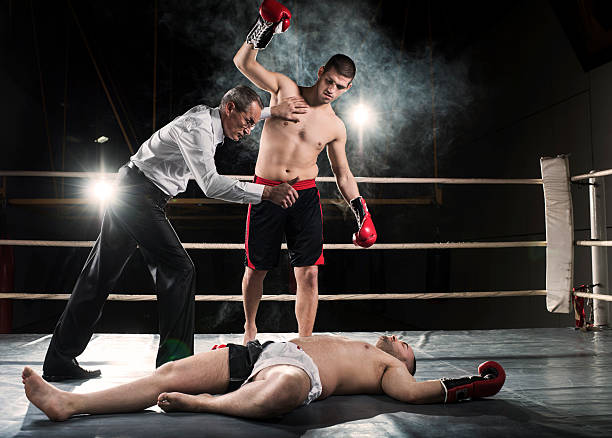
[
  {"x1": 573, "y1": 291, "x2": 612, "y2": 302},
  {"x1": 4, "y1": 291, "x2": 609, "y2": 302},
  {"x1": 0, "y1": 239, "x2": 547, "y2": 249},
  {"x1": 571, "y1": 169, "x2": 612, "y2": 181},
  {"x1": 6, "y1": 198, "x2": 436, "y2": 206},
  {"x1": 0, "y1": 290, "x2": 548, "y2": 301},
  {"x1": 575, "y1": 240, "x2": 612, "y2": 247},
  {"x1": 2, "y1": 168, "x2": 610, "y2": 184},
  {"x1": 0, "y1": 170, "x2": 543, "y2": 185}
]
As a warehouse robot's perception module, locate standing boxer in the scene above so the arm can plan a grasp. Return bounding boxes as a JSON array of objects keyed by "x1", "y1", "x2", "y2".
[
  {"x1": 234, "y1": 0, "x2": 377, "y2": 344},
  {"x1": 42, "y1": 86, "x2": 304, "y2": 381}
]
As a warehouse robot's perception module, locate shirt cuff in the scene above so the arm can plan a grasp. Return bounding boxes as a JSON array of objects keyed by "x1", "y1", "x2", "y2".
[
  {"x1": 243, "y1": 181, "x2": 265, "y2": 204},
  {"x1": 260, "y1": 107, "x2": 272, "y2": 120}
]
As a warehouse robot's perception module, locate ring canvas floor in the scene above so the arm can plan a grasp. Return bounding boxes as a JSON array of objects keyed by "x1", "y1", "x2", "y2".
[{"x1": 1, "y1": 328, "x2": 610, "y2": 437}]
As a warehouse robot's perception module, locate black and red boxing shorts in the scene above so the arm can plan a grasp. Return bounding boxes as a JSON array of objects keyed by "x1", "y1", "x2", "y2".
[{"x1": 245, "y1": 176, "x2": 324, "y2": 270}]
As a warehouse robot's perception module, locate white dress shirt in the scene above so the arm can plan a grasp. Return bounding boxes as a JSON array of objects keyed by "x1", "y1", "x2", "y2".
[{"x1": 130, "y1": 105, "x2": 264, "y2": 204}]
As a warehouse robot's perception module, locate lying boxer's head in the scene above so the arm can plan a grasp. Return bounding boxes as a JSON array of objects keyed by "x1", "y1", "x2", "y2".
[
  {"x1": 220, "y1": 85, "x2": 264, "y2": 141},
  {"x1": 376, "y1": 335, "x2": 416, "y2": 376},
  {"x1": 314, "y1": 54, "x2": 355, "y2": 104}
]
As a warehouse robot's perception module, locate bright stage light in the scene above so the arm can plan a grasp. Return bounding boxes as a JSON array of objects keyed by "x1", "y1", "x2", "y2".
[
  {"x1": 89, "y1": 180, "x2": 115, "y2": 203},
  {"x1": 352, "y1": 104, "x2": 371, "y2": 126}
]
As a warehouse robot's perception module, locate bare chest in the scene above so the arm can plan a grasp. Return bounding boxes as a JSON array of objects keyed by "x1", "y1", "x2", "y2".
[
  {"x1": 270, "y1": 110, "x2": 337, "y2": 152},
  {"x1": 295, "y1": 339, "x2": 386, "y2": 397}
]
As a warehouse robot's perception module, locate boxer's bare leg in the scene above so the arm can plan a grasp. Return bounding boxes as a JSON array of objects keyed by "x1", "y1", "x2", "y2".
[
  {"x1": 159, "y1": 364, "x2": 310, "y2": 419},
  {"x1": 242, "y1": 267, "x2": 268, "y2": 344},
  {"x1": 22, "y1": 348, "x2": 229, "y2": 421},
  {"x1": 294, "y1": 266, "x2": 318, "y2": 337}
]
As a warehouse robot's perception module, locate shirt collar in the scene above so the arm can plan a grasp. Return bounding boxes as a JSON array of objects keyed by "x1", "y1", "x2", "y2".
[{"x1": 211, "y1": 107, "x2": 225, "y2": 146}]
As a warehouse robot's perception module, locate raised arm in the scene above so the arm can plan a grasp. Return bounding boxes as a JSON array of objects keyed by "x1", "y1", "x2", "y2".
[
  {"x1": 234, "y1": 43, "x2": 287, "y2": 95},
  {"x1": 234, "y1": 0, "x2": 297, "y2": 96}
]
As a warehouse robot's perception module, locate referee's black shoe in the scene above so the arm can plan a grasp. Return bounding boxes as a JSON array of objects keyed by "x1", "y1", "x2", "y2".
[{"x1": 43, "y1": 359, "x2": 101, "y2": 382}]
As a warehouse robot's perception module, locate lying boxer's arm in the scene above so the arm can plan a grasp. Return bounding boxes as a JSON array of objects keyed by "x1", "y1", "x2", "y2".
[
  {"x1": 381, "y1": 365, "x2": 445, "y2": 404},
  {"x1": 234, "y1": 42, "x2": 294, "y2": 95},
  {"x1": 327, "y1": 126, "x2": 360, "y2": 202}
]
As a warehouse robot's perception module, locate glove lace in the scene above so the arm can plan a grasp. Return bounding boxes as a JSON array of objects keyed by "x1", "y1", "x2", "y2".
[{"x1": 247, "y1": 18, "x2": 273, "y2": 48}]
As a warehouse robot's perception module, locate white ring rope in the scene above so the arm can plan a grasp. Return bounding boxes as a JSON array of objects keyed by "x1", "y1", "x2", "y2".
[
  {"x1": 3, "y1": 169, "x2": 610, "y2": 305},
  {"x1": 0, "y1": 291, "x2": 548, "y2": 301},
  {"x1": 0, "y1": 171, "x2": 112, "y2": 178},
  {"x1": 4, "y1": 198, "x2": 443, "y2": 206},
  {"x1": 571, "y1": 169, "x2": 612, "y2": 181},
  {"x1": 2, "y1": 168, "x2": 609, "y2": 182},
  {"x1": 0, "y1": 240, "x2": 95, "y2": 248},
  {"x1": 0, "y1": 170, "x2": 543, "y2": 185},
  {"x1": 0, "y1": 239, "x2": 547, "y2": 249},
  {"x1": 575, "y1": 240, "x2": 612, "y2": 247},
  {"x1": 4, "y1": 291, "x2": 609, "y2": 302},
  {"x1": 573, "y1": 291, "x2": 612, "y2": 302}
]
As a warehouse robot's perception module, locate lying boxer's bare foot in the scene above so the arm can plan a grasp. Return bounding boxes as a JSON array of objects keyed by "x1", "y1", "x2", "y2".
[
  {"x1": 243, "y1": 324, "x2": 257, "y2": 345},
  {"x1": 22, "y1": 366, "x2": 73, "y2": 421},
  {"x1": 157, "y1": 392, "x2": 213, "y2": 413}
]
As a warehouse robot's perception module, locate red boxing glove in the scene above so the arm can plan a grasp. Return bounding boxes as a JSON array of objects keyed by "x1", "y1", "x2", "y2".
[
  {"x1": 350, "y1": 196, "x2": 377, "y2": 248},
  {"x1": 246, "y1": 0, "x2": 292, "y2": 49},
  {"x1": 440, "y1": 361, "x2": 506, "y2": 403}
]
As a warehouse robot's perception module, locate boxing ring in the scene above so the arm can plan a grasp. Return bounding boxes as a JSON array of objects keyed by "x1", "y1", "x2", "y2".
[{"x1": 1, "y1": 157, "x2": 611, "y2": 437}]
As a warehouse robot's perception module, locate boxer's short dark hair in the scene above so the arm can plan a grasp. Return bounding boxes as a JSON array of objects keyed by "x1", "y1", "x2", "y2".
[
  {"x1": 221, "y1": 85, "x2": 264, "y2": 112},
  {"x1": 323, "y1": 54, "x2": 356, "y2": 80}
]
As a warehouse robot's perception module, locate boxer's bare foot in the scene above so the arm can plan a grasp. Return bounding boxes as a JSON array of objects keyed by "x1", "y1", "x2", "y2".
[
  {"x1": 22, "y1": 367, "x2": 73, "y2": 421},
  {"x1": 157, "y1": 392, "x2": 213, "y2": 413},
  {"x1": 243, "y1": 324, "x2": 257, "y2": 345}
]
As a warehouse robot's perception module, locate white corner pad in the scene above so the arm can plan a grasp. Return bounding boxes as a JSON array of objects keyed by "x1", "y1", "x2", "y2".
[{"x1": 540, "y1": 156, "x2": 574, "y2": 313}]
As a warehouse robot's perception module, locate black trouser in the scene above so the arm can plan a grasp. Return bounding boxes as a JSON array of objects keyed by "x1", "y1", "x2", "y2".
[{"x1": 44, "y1": 163, "x2": 195, "y2": 370}]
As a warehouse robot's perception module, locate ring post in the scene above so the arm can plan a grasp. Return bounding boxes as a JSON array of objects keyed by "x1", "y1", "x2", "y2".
[{"x1": 589, "y1": 172, "x2": 609, "y2": 326}]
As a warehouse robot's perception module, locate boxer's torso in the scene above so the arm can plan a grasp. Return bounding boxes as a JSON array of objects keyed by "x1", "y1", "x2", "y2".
[
  {"x1": 255, "y1": 84, "x2": 344, "y2": 182},
  {"x1": 290, "y1": 335, "x2": 397, "y2": 400}
]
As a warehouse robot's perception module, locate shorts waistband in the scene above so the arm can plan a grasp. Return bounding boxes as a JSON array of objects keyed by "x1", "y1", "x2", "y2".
[{"x1": 254, "y1": 175, "x2": 316, "y2": 190}]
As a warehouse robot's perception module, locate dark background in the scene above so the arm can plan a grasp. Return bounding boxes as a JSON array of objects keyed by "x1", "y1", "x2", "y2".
[{"x1": 1, "y1": 0, "x2": 612, "y2": 334}]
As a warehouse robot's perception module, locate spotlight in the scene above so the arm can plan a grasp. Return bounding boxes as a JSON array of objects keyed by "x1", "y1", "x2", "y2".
[
  {"x1": 352, "y1": 104, "x2": 371, "y2": 126},
  {"x1": 95, "y1": 136, "x2": 109, "y2": 144},
  {"x1": 88, "y1": 180, "x2": 115, "y2": 203}
]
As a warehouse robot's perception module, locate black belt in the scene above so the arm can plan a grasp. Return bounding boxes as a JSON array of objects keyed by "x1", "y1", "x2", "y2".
[{"x1": 125, "y1": 161, "x2": 172, "y2": 203}]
